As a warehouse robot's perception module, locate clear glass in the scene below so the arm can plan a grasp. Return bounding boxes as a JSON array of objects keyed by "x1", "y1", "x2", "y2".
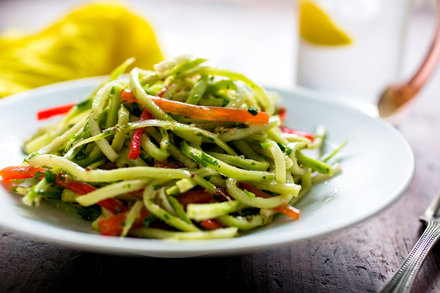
[{"x1": 295, "y1": 0, "x2": 413, "y2": 106}]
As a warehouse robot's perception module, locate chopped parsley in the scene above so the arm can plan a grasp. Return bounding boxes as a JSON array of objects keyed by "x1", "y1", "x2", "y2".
[
  {"x1": 277, "y1": 143, "x2": 293, "y2": 156},
  {"x1": 189, "y1": 152, "x2": 208, "y2": 167},
  {"x1": 33, "y1": 171, "x2": 45, "y2": 180},
  {"x1": 44, "y1": 170, "x2": 57, "y2": 183},
  {"x1": 234, "y1": 123, "x2": 250, "y2": 129},
  {"x1": 142, "y1": 215, "x2": 156, "y2": 227},
  {"x1": 75, "y1": 98, "x2": 92, "y2": 110},
  {"x1": 243, "y1": 189, "x2": 256, "y2": 198},
  {"x1": 264, "y1": 190, "x2": 278, "y2": 197},
  {"x1": 247, "y1": 107, "x2": 259, "y2": 116},
  {"x1": 261, "y1": 142, "x2": 271, "y2": 149},
  {"x1": 201, "y1": 152, "x2": 219, "y2": 166}
]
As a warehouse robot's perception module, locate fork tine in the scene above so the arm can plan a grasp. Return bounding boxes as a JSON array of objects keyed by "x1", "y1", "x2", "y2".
[{"x1": 423, "y1": 192, "x2": 440, "y2": 220}]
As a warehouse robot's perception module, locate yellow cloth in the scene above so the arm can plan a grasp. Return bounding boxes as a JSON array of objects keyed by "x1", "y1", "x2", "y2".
[{"x1": 0, "y1": 2, "x2": 164, "y2": 98}]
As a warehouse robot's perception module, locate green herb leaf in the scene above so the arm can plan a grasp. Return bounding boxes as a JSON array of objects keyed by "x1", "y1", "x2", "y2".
[
  {"x1": 44, "y1": 170, "x2": 57, "y2": 183},
  {"x1": 247, "y1": 107, "x2": 259, "y2": 116},
  {"x1": 243, "y1": 189, "x2": 256, "y2": 197}
]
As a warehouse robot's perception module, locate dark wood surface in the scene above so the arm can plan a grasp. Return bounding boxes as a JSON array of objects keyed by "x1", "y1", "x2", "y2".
[
  {"x1": 1, "y1": 2, "x2": 440, "y2": 293},
  {"x1": 0, "y1": 83, "x2": 439, "y2": 293}
]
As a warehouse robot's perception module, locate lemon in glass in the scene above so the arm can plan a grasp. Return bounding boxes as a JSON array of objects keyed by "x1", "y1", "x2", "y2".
[{"x1": 299, "y1": 0, "x2": 353, "y2": 46}]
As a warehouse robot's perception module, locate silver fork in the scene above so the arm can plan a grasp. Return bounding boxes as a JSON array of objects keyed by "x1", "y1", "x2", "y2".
[{"x1": 379, "y1": 192, "x2": 440, "y2": 293}]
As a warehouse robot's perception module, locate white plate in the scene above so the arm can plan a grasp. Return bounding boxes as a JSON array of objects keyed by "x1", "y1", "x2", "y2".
[{"x1": 0, "y1": 77, "x2": 415, "y2": 258}]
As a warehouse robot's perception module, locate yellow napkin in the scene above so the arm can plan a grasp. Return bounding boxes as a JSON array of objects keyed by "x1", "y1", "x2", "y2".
[{"x1": 0, "y1": 2, "x2": 164, "y2": 98}]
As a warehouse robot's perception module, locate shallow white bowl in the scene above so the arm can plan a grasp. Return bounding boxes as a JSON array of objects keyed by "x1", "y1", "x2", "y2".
[{"x1": 0, "y1": 77, "x2": 414, "y2": 258}]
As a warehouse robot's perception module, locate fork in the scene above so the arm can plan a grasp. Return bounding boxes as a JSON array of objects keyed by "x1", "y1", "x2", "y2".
[{"x1": 379, "y1": 192, "x2": 440, "y2": 293}]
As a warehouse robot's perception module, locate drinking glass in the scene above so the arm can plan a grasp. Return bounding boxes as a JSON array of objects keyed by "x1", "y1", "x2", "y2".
[{"x1": 295, "y1": 0, "x2": 414, "y2": 108}]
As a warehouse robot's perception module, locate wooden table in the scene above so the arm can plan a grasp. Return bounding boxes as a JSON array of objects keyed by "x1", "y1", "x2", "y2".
[{"x1": 1, "y1": 1, "x2": 440, "y2": 292}]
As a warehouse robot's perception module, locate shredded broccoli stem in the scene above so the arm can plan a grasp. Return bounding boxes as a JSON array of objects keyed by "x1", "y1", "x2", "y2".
[
  {"x1": 27, "y1": 154, "x2": 191, "y2": 182},
  {"x1": 186, "y1": 200, "x2": 245, "y2": 221},
  {"x1": 226, "y1": 178, "x2": 294, "y2": 209},
  {"x1": 76, "y1": 180, "x2": 150, "y2": 206},
  {"x1": 143, "y1": 181, "x2": 200, "y2": 232}
]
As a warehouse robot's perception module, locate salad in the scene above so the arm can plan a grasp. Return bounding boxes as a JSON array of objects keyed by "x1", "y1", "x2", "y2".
[{"x1": 0, "y1": 56, "x2": 345, "y2": 240}]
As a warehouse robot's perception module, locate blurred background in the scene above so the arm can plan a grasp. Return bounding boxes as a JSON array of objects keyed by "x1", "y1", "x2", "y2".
[{"x1": 0, "y1": 0, "x2": 437, "y2": 100}]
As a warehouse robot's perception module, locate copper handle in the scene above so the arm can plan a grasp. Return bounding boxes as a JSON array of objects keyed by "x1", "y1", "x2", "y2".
[{"x1": 377, "y1": 0, "x2": 440, "y2": 119}]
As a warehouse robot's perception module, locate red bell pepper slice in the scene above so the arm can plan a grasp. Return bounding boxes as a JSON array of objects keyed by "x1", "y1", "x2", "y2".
[
  {"x1": 279, "y1": 126, "x2": 315, "y2": 142},
  {"x1": 1, "y1": 180, "x2": 15, "y2": 191},
  {"x1": 0, "y1": 166, "x2": 47, "y2": 181},
  {"x1": 98, "y1": 212, "x2": 126, "y2": 236},
  {"x1": 55, "y1": 174, "x2": 95, "y2": 194},
  {"x1": 98, "y1": 207, "x2": 152, "y2": 236},
  {"x1": 0, "y1": 166, "x2": 128, "y2": 214},
  {"x1": 274, "y1": 204, "x2": 301, "y2": 220},
  {"x1": 200, "y1": 219, "x2": 223, "y2": 230},
  {"x1": 120, "y1": 90, "x2": 139, "y2": 103},
  {"x1": 278, "y1": 107, "x2": 287, "y2": 122},
  {"x1": 156, "y1": 86, "x2": 168, "y2": 98},
  {"x1": 55, "y1": 174, "x2": 128, "y2": 214},
  {"x1": 37, "y1": 103, "x2": 76, "y2": 120},
  {"x1": 127, "y1": 109, "x2": 153, "y2": 160},
  {"x1": 121, "y1": 89, "x2": 269, "y2": 124},
  {"x1": 176, "y1": 189, "x2": 228, "y2": 209},
  {"x1": 96, "y1": 198, "x2": 128, "y2": 214},
  {"x1": 126, "y1": 86, "x2": 167, "y2": 160},
  {"x1": 176, "y1": 190, "x2": 216, "y2": 209}
]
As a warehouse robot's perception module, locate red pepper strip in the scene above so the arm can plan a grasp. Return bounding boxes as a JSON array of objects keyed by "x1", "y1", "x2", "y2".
[
  {"x1": 176, "y1": 190, "x2": 216, "y2": 209},
  {"x1": 98, "y1": 212, "x2": 126, "y2": 236},
  {"x1": 97, "y1": 199, "x2": 128, "y2": 214},
  {"x1": 0, "y1": 166, "x2": 47, "y2": 181},
  {"x1": 279, "y1": 126, "x2": 315, "y2": 142},
  {"x1": 1, "y1": 180, "x2": 15, "y2": 191},
  {"x1": 239, "y1": 183, "x2": 301, "y2": 220},
  {"x1": 176, "y1": 189, "x2": 228, "y2": 209},
  {"x1": 120, "y1": 90, "x2": 139, "y2": 103},
  {"x1": 278, "y1": 107, "x2": 287, "y2": 122},
  {"x1": 0, "y1": 166, "x2": 128, "y2": 214},
  {"x1": 274, "y1": 205, "x2": 301, "y2": 220},
  {"x1": 121, "y1": 89, "x2": 270, "y2": 124},
  {"x1": 55, "y1": 174, "x2": 95, "y2": 194},
  {"x1": 37, "y1": 103, "x2": 76, "y2": 120},
  {"x1": 128, "y1": 189, "x2": 144, "y2": 199},
  {"x1": 156, "y1": 86, "x2": 168, "y2": 98},
  {"x1": 98, "y1": 207, "x2": 152, "y2": 236},
  {"x1": 127, "y1": 109, "x2": 153, "y2": 160},
  {"x1": 200, "y1": 219, "x2": 223, "y2": 230},
  {"x1": 55, "y1": 174, "x2": 128, "y2": 214},
  {"x1": 126, "y1": 86, "x2": 166, "y2": 160}
]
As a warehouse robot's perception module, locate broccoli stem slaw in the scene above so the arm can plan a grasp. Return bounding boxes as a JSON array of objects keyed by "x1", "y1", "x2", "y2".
[{"x1": 0, "y1": 56, "x2": 345, "y2": 240}]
